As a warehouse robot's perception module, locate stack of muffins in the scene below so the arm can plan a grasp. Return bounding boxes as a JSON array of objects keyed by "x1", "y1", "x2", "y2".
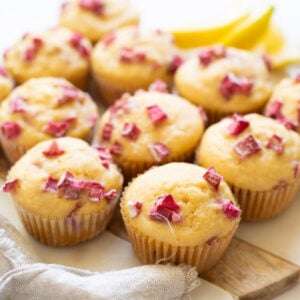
[{"x1": 1, "y1": 0, "x2": 300, "y2": 275}]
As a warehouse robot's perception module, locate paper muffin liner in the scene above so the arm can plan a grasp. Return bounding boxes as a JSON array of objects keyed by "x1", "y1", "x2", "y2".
[
  {"x1": 121, "y1": 201, "x2": 238, "y2": 274},
  {"x1": 14, "y1": 198, "x2": 119, "y2": 246},
  {"x1": 114, "y1": 146, "x2": 196, "y2": 182},
  {"x1": 230, "y1": 179, "x2": 300, "y2": 221},
  {"x1": 0, "y1": 136, "x2": 29, "y2": 164}
]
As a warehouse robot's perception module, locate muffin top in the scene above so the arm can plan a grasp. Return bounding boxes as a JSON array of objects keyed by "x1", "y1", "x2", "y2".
[
  {"x1": 197, "y1": 113, "x2": 300, "y2": 191},
  {"x1": 0, "y1": 66, "x2": 14, "y2": 102},
  {"x1": 91, "y1": 26, "x2": 183, "y2": 88},
  {"x1": 265, "y1": 75, "x2": 300, "y2": 133},
  {"x1": 175, "y1": 46, "x2": 272, "y2": 113},
  {"x1": 59, "y1": 0, "x2": 139, "y2": 42},
  {"x1": 4, "y1": 137, "x2": 123, "y2": 218},
  {"x1": 98, "y1": 91, "x2": 205, "y2": 164},
  {"x1": 121, "y1": 162, "x2": 240, "y2": 247},
  {"x1": 4, "y1": 27, "x2": 92, "y2": 88},
  {"x1": 0, "y1": 77, "x2": 98, "y2": 149}
]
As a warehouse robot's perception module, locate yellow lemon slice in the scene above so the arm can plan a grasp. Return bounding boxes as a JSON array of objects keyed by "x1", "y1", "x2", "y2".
[
  {"x1": 220, "y1": 5, "x2": 274, "y2": 49},
  {"x1": 271, "y1": 46, "x2": 300, "y2": 69},
  {"x1": 170, "y1": 11, "x2": 249, "y2": 49}
]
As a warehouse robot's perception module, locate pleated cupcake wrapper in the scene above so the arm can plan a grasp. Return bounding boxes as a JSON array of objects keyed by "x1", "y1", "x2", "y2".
[
  {"x1": 115, "y1": 147, "x2": 196, "y2": 182},
  {"x1": 230, "y1": 179, "x2": 300, "y2": 221},
  {"x1": 14, "y1": 199, "x2": 118, "y2": 246}
]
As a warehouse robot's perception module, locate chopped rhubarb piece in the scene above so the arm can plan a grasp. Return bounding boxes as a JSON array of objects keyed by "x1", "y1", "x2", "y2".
[
  {"x1": 110, "y1": 141, "x2": 122, "y2": 155},
  {"x1": 43, "y1": 117, "x2": 75, "y2": 137},
  {"x1": 101, "y1": 122, "x2": 113, "y2": 141},
  {"x1": 57, "y1": 86, "x2": 79, "y2": 105},
  {"x1": 233, "y1": 134, "x2": 262, "y2": 159},
  {"x1": 265, "y1": 100, "x2": 283, "y2": 119},
  {"x1": 294, "y1": 74, "x2": 300, "y2": 83},
  {"x1": 9, "y1": 97, "x2": 26, "y2": 113},
  {"x1": 292, "y1": 161, "x2": 299, "y2": 178},
  {"x1": 221, "y1": 200, "x2": 241, "y2": 220},
  {"x1": 79, "y1": 0, "x2": 104, "y2": 15},
  {"x1": 93, "y1": 146, "x2": 112, "y2": 169},
  {"x1": 148, "y1": 79, "x2": 168, "y2": 93},
  {"x1": 226, "y1": 114, "x2": 249, "y2": 136},
  {"x1": 198, "y1": 46, "x2": 226, "y2": 66},
  {"x1": 168, "y1": 54, "x2": 184, "y2": 74},
  {"x1": 148, "y1": 142, "x2": 169, "y2": 162},
  {"x1": 128, "y1": 200, "x2": 143, "y2": 218},
  {"x1": 57, "y1": 171, "x2": 84, "y2": 200},
  {"x1": 104, "y1": 189, "x2": 118, "y2": 201},
  {"x1": 109, "y1": 94, "x2": 131, "y2": 116},
  {"x1": 121, "y1": 122, "x2": 141, "y2": 141},
  {"x1": 219, "y1": 73, "x2": 253, "y2": 100},
  {"x1": 149, "y1": 194, "x2": 182, "y2": 223},
  {"x1": 203, "y1": 166, "x2": 222, "y2": 191},
  {"x1": 266, "y1": 134, "x2": 284, "y2": 155},
  {"x1": 84, "y1": 181, "x2": 104, "y2": 202},
  {"x1": 44, "y1": 176, "x2": 58, "y2": 192},
  {"x1": 42, "y1": 140, "x2": 65, "y2": 157},
  {"x1": 198, "y1": 106, "x2": 208, "y2": 124},
  {"x1": 69, "y1": 32, "x2": 90, "y2": 58},
  {"x1": 102, "y1": 32, "x2": 116, "y2": 47},
  {"x1": 23, "y1": 37, "x2": 43, "y2": 62},
  {"x1": 0, "y1": 66, "x2": 8, "y2": 77},
  {"x1": 278, "y1": 116, "x2": 297, "y2": 130},
  {"x1": 206, "y1": 236, "x2": 219, "y2": 246},
  {"x1": 88, "y1": 115, "x2": 98, "y2": 127},
  {"x1": 146, "y1": 105, "x2": 168, "y2": 125},
  {"x1": 2, "y1": 179, "x2": 18, "y2": 192},
  {"x1": 262, "y1": 55, "x2": 272, "y2": 72},
  {"x1": 1, "y1": 122, "x2": 22, "y2": 139},
  {"x1": 119, "y1": 47, "x2": 146, "y2": 63}
]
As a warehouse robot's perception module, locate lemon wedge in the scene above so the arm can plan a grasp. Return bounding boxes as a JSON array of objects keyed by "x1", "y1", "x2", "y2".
[
  {"x1": 271, "y1": 46, "x2": 300, "y2": 69},
  {"x1": 170, "y1": 11, "x2": 249, "y2": 49},
  {"x1": 220, "y1": 5, "x2": 274, "y2": 49}
]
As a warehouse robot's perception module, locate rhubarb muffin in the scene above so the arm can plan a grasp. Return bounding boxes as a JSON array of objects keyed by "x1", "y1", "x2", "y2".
[
  {"x1": 0, "y1": 66, "x2": 14, "y2": 102},
  {"x1": 175, "y1": 46, "x2": 273, "y2": 124},
  {"x1": 196, "y1": 113, "x2": 300, "y2": 221},
  {"x1": 264, "y1": 75, "x2": 300, "y2": 133},
  {"x1": 59, "y1": 0, "x2": 139, "y2": 43},
  {"x1": 2, "y1": 137, "x2": 123, "y2": 246},
  {"x1": 97, "y1": 91, "x2": 205, "y2": 179},
  {"x1": 121, "y1": 162, "x2": 241, "y2": 273},
  {"x1": 0, "y1": 77, "x2": 98, "y2": 163},
  {"x1": 3, "y1": 27, "x2": 92, "y2": 89},
  {"x1": 91, "y1": 26, "x2": 183, "y2": 105}
]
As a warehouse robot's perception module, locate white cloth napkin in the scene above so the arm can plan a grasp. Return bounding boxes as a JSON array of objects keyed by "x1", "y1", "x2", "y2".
[{"x1": 0, "y1": 214, "x2": 200, "y2": 299}]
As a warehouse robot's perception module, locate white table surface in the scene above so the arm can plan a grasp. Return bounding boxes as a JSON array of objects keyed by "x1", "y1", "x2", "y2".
[{"x1": 1, "y1": 1, "x2": 300, "y2": 299}]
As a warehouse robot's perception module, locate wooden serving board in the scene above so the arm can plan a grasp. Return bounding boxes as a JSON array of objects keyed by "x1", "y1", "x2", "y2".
[{"x1": 0, "y1": 150, "x2": 299, "y2": 300}]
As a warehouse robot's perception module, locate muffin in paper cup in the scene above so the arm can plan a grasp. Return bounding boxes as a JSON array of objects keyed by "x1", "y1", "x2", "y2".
[
  {"x1": 196, "y1": 113, "x2": 300, "y2": 221},
  {"x1": 0, "y1": 65, "x2": 14, "y2": 102},
  {"x1": 97, "y1": 91, "x2": 205, "y2": 181},
  {"x1": 0, "y1": 77, "x2": 99, "y2": 163},
  {"x1": 91, "y1": 26, "x2": 183, "y2": 106},
  {"x1": 2, "y1": 137, "x2": 123, "y2": 246},
  {"x1": 121, "y1": 163, "x2": 241, "y2": 273}
]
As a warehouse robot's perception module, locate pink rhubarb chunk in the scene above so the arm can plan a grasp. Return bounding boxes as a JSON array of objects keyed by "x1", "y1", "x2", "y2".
[
  {"x1": 44, "y1": 176, "x2": 58, "y2": 192},
  {"x1": 128, "y1": 200, "x2": 143, "y2": 218},
  {"x1": 69, "y1": 32, "x2": 90, "y2": 58},
  {"x1": 79, "y1": 0, "x2": 104, "y2": 15},
  {"x1": 9, "y1": 97, "x2": 26, "y2": 113},
  {"x1": 198, "y1": 45, "x2": 226, "y2": 66},
  {"x1": 110, "y1": 141, "x2": 122, "y2": 155},
  {"x1": 265, "y1": 100, "x2": 283, "y2": 119},
  {"x1": 104, "y1": 189, "x2": 118, "y2": 201},
  {"x1": 168, "y1": 54, "x2": 184, "y2": 74},
  {"x1": 148, "y1": 142, "x2": 169, "y2": 162},
  {"x1": 278, "y1": 116, "x2": 297, "y2": 131},
  {"x1": 233, "y1": 134, "x2": 262, "y2": 159},
  {"x1": 84, "y1": 181, "x2": 104, "y2": 202},
  {"x1": 198, "y1": 106, "x2": 208, "y2": 124},
  {"x1": 57, "y1": 171, "x2": 84, "y2": 200},
  {"x1": 44, "y1": 117, "x2": 76, "y2": 137},
  {"x1": 226, "y1": 114, "x2": 249, "y2": 136},
  {"x1": 93, "y1": 146, "x2": 112, "y2": 169},
  {"x1": 121, "y1": 122, "x2": 141, "y2": 141},
  {"x1": 146, "y1": 105, "x2": 168, "y2": 125},
  {"x1": 148, "y1": 79, "x2": 168, "y2": 93},
  {"x1": 262, "y1": 55, "x2": 273, "y2": 72},
  {"x1": 1, "y1": 122, "x2": 22, "y2": 139},
  {"x1": 57, "y1": 86, "x2": 79, "y2": 105},
  {"x1": 101, "y1": 122, "x2": 113, "y2": 141},
  {"x1": 292, "y1": 161, "x2": 299, "y2": 178},
  {"x1": 219, "y1": 73, "x2": 253, "y2": 100},
  {"x1": 203, "y1": 166, "x2": 222, "y2": 191},
  {"x1": 266, "y1": 134, "x2": 284, "y2": 155},
  {"x1": 119, "y1": 47, "x2": 146, "y2": 63},
  {"x1": 23, "y1": 37, "x2": 43, "y2": 62},
  {"x1": 221, "y1": 200, "x2": 241, "y2": 220},
  {"x1": 42, "y1": 140, "x2": 65, "y2": 157},
  {"x1": 2, "y1": 179, "x2": 18, "y2": 192},
  {"x1": 102, "y1": 32, "x2": 116, "y2": 47},
  {"x1": 0, "y1": 66, "x2": 8, "y2": 77},
  {"x1": 149, "y1": 194, "x2": 182, "y2": 223}
]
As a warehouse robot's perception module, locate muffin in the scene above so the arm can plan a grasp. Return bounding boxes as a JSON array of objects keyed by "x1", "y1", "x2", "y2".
[
  {"x1": 264, "y1": 75, "x2": 300, "y2": 132},
  {"x1": 0, "y1": 77, "x2": 98, "y2": 163},
  {"x1": 121, "y1": 162, "x2": 241, "y2": 273},
  {"x1": 59, "y1": 0, "x2": 139, "y2": 43},
  {"x1": 0, "y1": 65, "x2": 14, "y2": 102},
  {"x1": 91, "y1": 26, "x2": 183, "y2": 105},
  {"x1": 3, "y1": 27, "x2": 92, "y2": 89},
  {"x1": 196, "y1": 113, "x2": 300, "y2": 221},
  {"x1": 97, "y1": 91, "x2": 205, "y2": 179},
  {"x1": 2, "y1": 137, "x2": 123, "y2": 246},
  {"x1": 175, "y1": 46, "x2": 273, "y2": 124}
]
